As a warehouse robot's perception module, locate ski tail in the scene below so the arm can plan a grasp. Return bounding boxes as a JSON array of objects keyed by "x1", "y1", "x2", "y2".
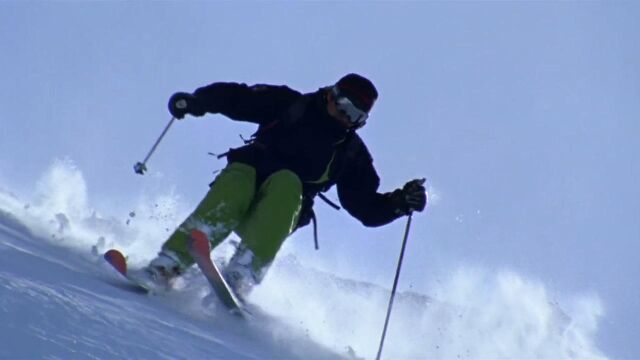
[
  {"x1": 104, "y1": 249, "x2": 128, "y2": 277},
  {"x1": 103, "y1": 249, "x2": 151, "y2": 293}
]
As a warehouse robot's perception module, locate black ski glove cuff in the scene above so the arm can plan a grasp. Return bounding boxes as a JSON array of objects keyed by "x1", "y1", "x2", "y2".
[
  {"x1": 168, "y1": 92, "x2": 206, "y2": 119},
  {"x1": 389, "y1": 179, "x2": 427, "y2": 215}
]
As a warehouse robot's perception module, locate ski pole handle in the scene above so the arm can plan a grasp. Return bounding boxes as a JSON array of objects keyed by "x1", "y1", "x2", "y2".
[{"x1": 134, "y1": 116, "x2": 177, "y2": 175}]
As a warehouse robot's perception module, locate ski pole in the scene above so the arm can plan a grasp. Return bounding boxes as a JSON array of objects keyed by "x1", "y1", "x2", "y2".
[
  {"x1": 376, "y1": 212, "x2": 414, "y2": 360},
  {"x1": 133, "y1": 116, "x2": 177, "y2": 175}
]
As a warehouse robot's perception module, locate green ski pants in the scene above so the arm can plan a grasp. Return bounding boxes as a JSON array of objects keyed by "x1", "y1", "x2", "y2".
[{"x1": 161, "y1": 162, "x2": 302, "y2": 270}]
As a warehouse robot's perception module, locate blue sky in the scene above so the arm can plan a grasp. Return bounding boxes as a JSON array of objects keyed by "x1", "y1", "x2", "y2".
[{"x1": 1, "y1": 2, "x2": 639, "y2": 357}]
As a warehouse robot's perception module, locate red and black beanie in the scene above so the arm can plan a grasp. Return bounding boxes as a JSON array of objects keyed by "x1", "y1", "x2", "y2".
[{"x1": 335, "y1": 73, "x2": 378, "y2": 113}]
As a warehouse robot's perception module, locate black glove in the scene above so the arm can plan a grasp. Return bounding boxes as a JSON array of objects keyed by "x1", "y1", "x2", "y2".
[
  {"x1": 389, "y1": 178, "x2": 427, "y2": 215},
  {"x1": 168, "y1": 92, "x2": 205, "y2": 119}
]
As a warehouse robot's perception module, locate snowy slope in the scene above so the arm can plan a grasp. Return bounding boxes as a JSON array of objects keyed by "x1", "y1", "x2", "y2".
[
  {"x1": 0, "y1": 216, "x2": 340, "y2": 359},
  {"x1": 0, "y1": 161, "x2": 608, "y2": 359}
]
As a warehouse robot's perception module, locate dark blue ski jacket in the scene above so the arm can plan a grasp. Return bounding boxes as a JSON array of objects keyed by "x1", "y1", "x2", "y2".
[{"x1": 191, "y1": 82, "x2": 403, "y2": 229}]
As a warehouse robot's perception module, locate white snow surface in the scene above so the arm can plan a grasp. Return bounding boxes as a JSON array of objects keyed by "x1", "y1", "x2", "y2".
[{"x1": 0, "y1": 159, "x2": 608, "y2": 359}]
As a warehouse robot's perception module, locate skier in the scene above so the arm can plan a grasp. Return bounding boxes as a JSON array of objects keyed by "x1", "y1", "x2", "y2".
[{"x1": 142, "y1": 73, "x2": 427, "y2": 298}]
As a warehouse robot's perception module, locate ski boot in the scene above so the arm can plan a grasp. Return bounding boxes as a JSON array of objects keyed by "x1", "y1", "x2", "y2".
[
  {"x1": 223, "y1": 244, "x2": 266, "y2": 300},
  {"x1": 130, "y1": 250, "x2": 184, "y2": 290}
]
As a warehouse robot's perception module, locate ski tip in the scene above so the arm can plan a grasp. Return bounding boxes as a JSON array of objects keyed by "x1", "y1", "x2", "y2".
[
  {"x1": 188, "y1": 229, "x2": 211, "y2": 255},
  {"x1": 104, "y1": 249, "x2": 127, "y2": 276}
]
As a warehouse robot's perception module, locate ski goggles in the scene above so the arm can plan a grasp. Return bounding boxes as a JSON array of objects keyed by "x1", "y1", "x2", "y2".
[{"x1": 332, "y1": 87, "x2": 369, "y2": 127}]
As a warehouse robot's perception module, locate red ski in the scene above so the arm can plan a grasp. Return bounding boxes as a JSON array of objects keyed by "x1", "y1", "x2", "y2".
[
  {"x1": 103, "y1": 249, "x2": 152, "y2": 293},
  {"x1": 187, "y1": 229, "x2": 245, "y2": 315}
]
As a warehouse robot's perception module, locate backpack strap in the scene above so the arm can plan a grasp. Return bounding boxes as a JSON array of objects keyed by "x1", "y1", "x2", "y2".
[{"x1": 317, "y1": 193, "x2": 341, "y2": 210}]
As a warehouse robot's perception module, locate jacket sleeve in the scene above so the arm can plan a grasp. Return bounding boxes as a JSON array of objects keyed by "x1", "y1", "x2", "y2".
[
  {"x1": 336, "y1": 136, "x2": 403, "y2": 227},
  {"x1": 193, "y1": 82, "x2": 301, "y2": 125}
]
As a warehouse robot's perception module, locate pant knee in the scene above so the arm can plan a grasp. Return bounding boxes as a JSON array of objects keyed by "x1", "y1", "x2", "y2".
[{"x1": 263, "y1": 170, "x2": 302, "y2": 199}]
